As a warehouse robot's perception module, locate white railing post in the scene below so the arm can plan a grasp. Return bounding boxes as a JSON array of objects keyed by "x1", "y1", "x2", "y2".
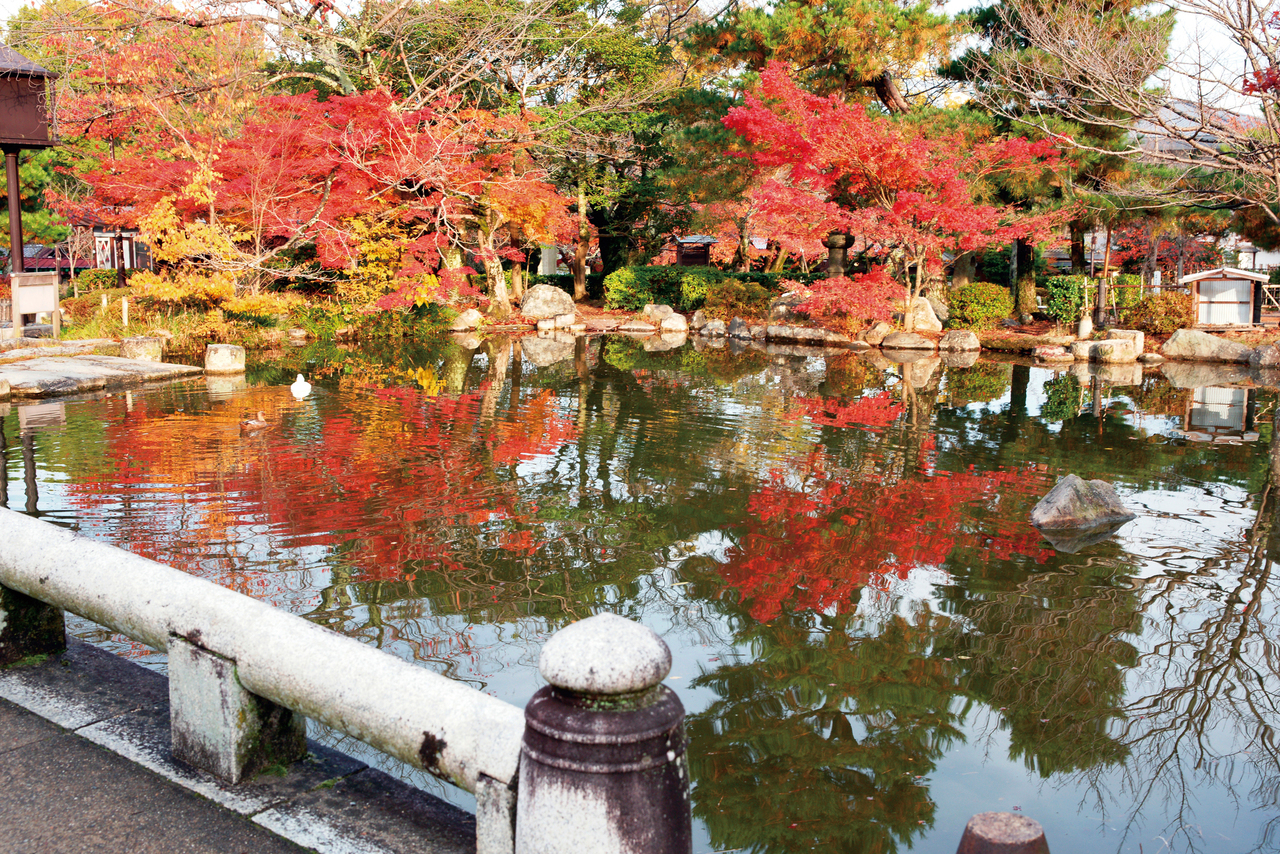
[{"x1": 167, "y1": 634, "x2": 307, "y2": 784}]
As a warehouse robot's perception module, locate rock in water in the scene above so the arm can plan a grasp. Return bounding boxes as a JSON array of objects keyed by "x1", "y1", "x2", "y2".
[{"x1": 1029, "y1": 478, "x2": 1141, "y2": 537}]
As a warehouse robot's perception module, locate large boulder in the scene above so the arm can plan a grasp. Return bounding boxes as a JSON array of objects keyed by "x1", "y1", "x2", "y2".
[
  {"x1": 701, "y1": 319, "x2": 727, "y2": 337},
  {"x1": 1104, "y1": 329, "x2": 1144, "y2": 353},
  {"x1": 449, "y1": 308, "x2": 484, "y2": 331},
  {"x1": 1251, "y1": 343, "x2": 1280, "y2": 368},
  {"x1": 1030, "y1": 474, "x2": 1137, "y2": 552},
  {"x1": 905, "y1": 296, "x2": 943, "y2": 333},
  {"x1": 939, "y1": 329, "x2": 980, "y2": 352},
  {"x1": 660, "y1": 313, "x2": 688, "y2": 333},
  {"x1": 728, "y1": 317, "x2": 751, "y2": 339},
  {"x1": 1093, "y1": 339, "x2": 1138, "y2": 364},
  {"x1": 1161, "y1": 328, "x2": 1253, "y2": 363},
  {"x1": 925, "y1": 291, "x2": 949, "y2": 323},
  {"x1": 881, "y1": 331, "x2": 936, "y2": 351},
  {"x1": 767, "y1": 324, "x2": 828, "y2": 345},
  {"x1": 521, "y1": 284, "x2": 575, "y2": 320},
  {"x1": 1071, "y1": 339, "x2": 1137, "y2": 363},
  {"x1": 1033, "y1": 345, "x2": 1073, "y2": 363},
  {"x1": 769, "y1": 292, "x2": 808, "y2": 322},
  {"x1": 861, "y1": 321, "x2": 893, "y2": 346},
  {"x1": 121, "y1": 337, "x2": 164, "y2": 362},
  {"x1": 204, "y1": 343, "x2": 245, "y2": 375}
]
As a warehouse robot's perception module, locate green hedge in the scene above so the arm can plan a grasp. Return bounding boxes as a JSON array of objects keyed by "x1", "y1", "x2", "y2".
[
  {"x1": 1110, "y1": 273, "x2": 1143, "y2": 312},
  {"x1": 948, "y1": 281, "x2": 1013, "y2": 329},
  {"x1": 76, "y1": 269, "x2": 131, "y2": 290},
  {"x1": 1044, "y1": 275, "x2": 1090, "y2": 325},
  {"x1": 527, "y1": 273, "x2": 605, "y2": 302},
  {"x1": 602, "y1": 266, "x2": 824, "y2": 312}
]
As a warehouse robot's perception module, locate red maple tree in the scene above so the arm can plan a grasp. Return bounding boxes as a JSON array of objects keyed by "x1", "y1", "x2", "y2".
[{"x1": 721, "y1": 63, "x2": 1065, "y2": 329}]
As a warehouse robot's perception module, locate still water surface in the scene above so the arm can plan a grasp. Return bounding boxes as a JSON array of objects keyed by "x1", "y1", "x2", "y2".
[{"x1": 3, "y1": 333, "x2": 1278, "y2": 854}]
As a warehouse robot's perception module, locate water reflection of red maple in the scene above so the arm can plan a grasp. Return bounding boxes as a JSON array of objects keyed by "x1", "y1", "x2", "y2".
[
  {"x1": 64, "y1": 386, "x2": 578, "y2": 587},
  {"x1": 721, "y1": 458, "x2": 1055, "y2": 623}
]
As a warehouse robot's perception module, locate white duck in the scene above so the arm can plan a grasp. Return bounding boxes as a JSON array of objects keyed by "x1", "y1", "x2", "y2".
[{"x1": 290, "y1": 373, "x2": 312, "y2": 400}]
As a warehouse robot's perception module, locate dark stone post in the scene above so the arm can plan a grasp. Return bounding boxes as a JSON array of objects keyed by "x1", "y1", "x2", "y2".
[
  {"x1": 0, "y1": 583, "x2": 65, "y2": 667},
  {"x1": 956, "y1": 812, "x2": 1050, "y2": 854},
  {"x1": 824, "y1": 232, "x2": 849, "y2": 277},
  {"x1": 516, "y1": 613, "x2": 691, "y2": 853}
]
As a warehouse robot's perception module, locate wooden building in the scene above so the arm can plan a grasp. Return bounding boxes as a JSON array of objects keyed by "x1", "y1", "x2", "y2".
[
  {"x1": 1178, "y1": 267, "x2": 1270, "y2": 328},
  {"x1": 674, "y1": 235, "x2": 717, "y2": 267}
]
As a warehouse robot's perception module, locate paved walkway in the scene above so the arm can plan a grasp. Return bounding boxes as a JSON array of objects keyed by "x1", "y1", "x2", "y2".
[
  {"x1": 0, "y1": 640, "x2": 475, "y2": 854},
  {"x1": 0, "y1": 337, "x2": 202, "y2": 399}
]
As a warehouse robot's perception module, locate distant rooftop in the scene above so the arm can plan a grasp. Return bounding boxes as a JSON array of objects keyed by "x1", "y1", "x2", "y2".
[{"x1": 0, "y1": 44, "x2": 53, "y2": 78}]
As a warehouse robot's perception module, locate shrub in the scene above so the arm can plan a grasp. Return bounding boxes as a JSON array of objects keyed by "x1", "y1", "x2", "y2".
[
  {"x1": 1117, "y1": 290, "x2": 1194, "y2": 334},
  {"x1": 223, "y1": 292, "x2": 304, "y2": 325},
  {"x1": 603, "y1": 266, "x2": 828, "y2": 312},
  {"x1": 949, "y1": 281, "x2": 1013, "y2": 329},
  {"x1": 527, "y1": 272, "x2": 605, "y2": 301},
  {"x1": 1044, "y1": 275, "x2": 1090, "y2": 325},
  {"x1": 1111, "y1": 273, "x2": 1143, "y2": 313},
  {"x1": 76, "y1": 269, "x2": 129, "y2": 291},
  {"x1": 603, "y1": 266, "x2": 721, "y2": 312},
  {"x1": 702, "y1": 277, "x2": 774, "y2": 320},
  {"x1": 130, "y1": 269, "x2": 236, "y2": 309},
  {"x1": 795, "y1": 268, "x2": 902, "y2": 333}
]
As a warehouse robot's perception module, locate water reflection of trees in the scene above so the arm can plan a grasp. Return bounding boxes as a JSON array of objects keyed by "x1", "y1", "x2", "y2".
[
  {"x1": 28, "y1": 337, "x2": 1280, "y2": 853},
  {"x1": 684, "y1": 599, "x2": 961, "y2": 854}
]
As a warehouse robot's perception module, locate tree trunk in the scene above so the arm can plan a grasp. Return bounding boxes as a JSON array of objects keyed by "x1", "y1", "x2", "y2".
[
  {"x1": 573, "y1": 184, "x2": 588, "y2": 302},
  {"x1": 767, "y1": 242, "x2": 789, "y2": 273},
  {"x1": 1070, "y1": 220, "x2": 1087, "y2": 273},
  {"x1": 733, "y1": 218, "x2": 750, "y2": 272},
  {"x1": 1015, "y1": 239, "x2": 1037, "y2": 316},
  {"x1": 510, "y1": 257, "x2": 524, "y2": 304},
  {"x1": 870, "y1": 71, "x2": 910, "y2": 113},
  {"x1": 1101, "y1": 226, "x2": 1112, "y2": 278},
  {"x1": 483, "y1": 229, "x2": 513, "y2": 319}
]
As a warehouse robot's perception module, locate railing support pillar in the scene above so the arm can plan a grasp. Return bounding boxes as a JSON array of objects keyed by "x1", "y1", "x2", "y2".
[
  {"x1": 168, "y1": 635, "x2": 307, "y2": 784},
  {"x1": 516, "y1": 613, "x2": 691, "y2": 854},
  {"x1": 0, "y1": 582, "x2": 65, "y2": 667},
  {"x1": 956, "y1": 812, "x2": 1050, "y2": 854},
  {"x1": 477, "y1": 772, "x2": 518, "y2": 854}
]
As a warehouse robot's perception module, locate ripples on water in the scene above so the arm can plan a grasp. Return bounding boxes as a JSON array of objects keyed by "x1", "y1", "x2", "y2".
[{"x1": 5, "y1": 335, "x2": 1280, "y2": 854}]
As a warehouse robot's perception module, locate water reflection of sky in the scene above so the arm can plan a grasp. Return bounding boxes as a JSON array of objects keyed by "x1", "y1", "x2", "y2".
[{"x1": 5, "y1": 341, "x2": 1280, "y2": 854}]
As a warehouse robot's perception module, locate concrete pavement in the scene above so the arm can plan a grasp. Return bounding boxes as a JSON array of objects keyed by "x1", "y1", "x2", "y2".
[{"x1": 0, "y1": 640, "x2": 477, "y2": 854}]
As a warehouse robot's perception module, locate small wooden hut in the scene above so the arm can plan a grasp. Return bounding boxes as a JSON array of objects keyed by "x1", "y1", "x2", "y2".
[{"x1": 1178, "y1": 267, "x2": 1269, "y2": 328}]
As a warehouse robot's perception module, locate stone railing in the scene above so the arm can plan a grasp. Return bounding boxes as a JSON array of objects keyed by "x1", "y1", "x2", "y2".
[{"x1": 0, "y1": 508, "x2": 690, "y2": 854}]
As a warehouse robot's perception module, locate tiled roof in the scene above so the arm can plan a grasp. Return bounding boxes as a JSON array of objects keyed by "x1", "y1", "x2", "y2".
[{"x1": 0, "y1": 44, "x2": 52, "y2": 77}]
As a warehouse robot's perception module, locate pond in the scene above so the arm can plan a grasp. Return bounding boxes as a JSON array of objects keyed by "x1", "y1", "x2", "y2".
[{"x1": 3, "y1": 332, "x2": 1278, "y2": 854}]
